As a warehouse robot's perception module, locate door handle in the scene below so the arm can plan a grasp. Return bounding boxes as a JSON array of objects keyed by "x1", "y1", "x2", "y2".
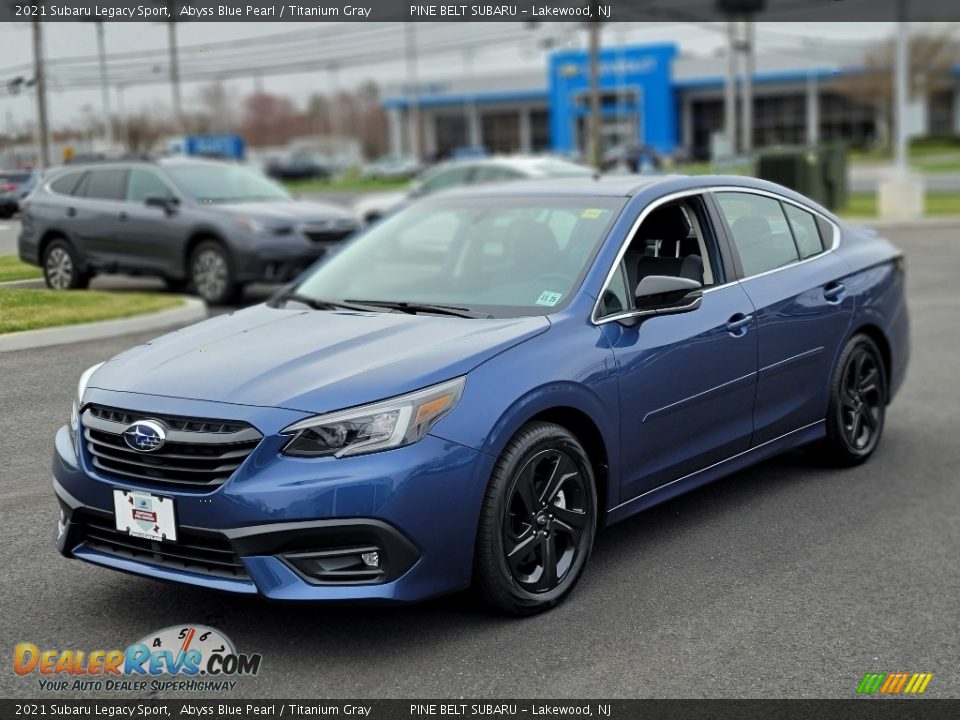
[
  {"x1": 66, "y1": 207, "x2": 76, "y2": 217},
  {"x1": 823, "y1": 281, "x2": 846, "y2": 303},
  {"x1": 119, "y1": 211, "x2": 128, "y2": 221},
  {"x1": 726, "y1": 313, "x2": 754, "y2": 336}
]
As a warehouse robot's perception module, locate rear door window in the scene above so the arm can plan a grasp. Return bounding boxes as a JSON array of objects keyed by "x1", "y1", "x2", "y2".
[
  {"x1": 81, "y1": 168, "x2": 128, "y2": 200},
  {"x1": 715, "y1": 192, "x2": 800, "y2": 276}
]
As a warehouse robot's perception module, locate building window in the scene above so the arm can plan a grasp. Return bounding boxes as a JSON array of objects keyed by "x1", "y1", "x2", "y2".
[
  {"x1": 434, "y1": 115, "x2": 468, "y2": 158},
  {"x1": 530, "y1": 110, "x2": 551, "y2": 152},
  {"x1": 482, "y1": 112, "x2": 521, "y2": 154}
]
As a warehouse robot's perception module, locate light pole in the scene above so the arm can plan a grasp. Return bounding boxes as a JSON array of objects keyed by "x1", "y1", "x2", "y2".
[
  {"x1": 586, "y1": 5, "x2": 602, "y2": 171},
  {"x1": 725, "y1": 21, "x2": 738, "y2": 154},
  {"x1": 31, "y1": 19, "x2": 50, "y2": 169},
  {"x1": 404, "y1": 23, "x2": 421, "y2": 161},
  {"x1": 894, "y1": 17, "x2": 909, "y2": 175},
  {"x1": 94, "y1": 22, "x2": 113, "y2": 146},
  {"x1": 167, "y1": 19, "x2": 185, "y2": 133}
]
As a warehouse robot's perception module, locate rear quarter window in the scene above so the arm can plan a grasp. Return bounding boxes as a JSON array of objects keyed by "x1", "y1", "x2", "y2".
[{"x1": 48, "y1": 171, "x2": 85, "y2": 196}]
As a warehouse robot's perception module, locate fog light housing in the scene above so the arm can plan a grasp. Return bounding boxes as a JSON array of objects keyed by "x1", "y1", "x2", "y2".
[{"x1": 281, "y1": 545, "x2": 385, "y2": 584}]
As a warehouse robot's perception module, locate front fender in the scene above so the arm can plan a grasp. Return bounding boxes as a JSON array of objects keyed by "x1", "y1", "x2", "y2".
[{"x1": 429, "y1": 317, "x2": 621, "y2": 509}]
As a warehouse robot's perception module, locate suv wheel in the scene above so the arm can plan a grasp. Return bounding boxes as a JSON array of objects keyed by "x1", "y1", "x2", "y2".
[
  {"x1": 474, "y1": 422, "x2": 597, "y2": 616},
  {"x1": 190, "y1": 241, "x2": 239, "y2": 305},
  {"x1": 43, "y1": 239, "x2": 89, "y2": 290}
]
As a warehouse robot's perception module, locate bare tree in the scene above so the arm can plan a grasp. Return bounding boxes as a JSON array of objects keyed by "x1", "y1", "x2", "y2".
[
  {"x1": 196, "y1": 80, "x2": 237, "y2": 133},
  {"x1": 836, "y1": 30, "x2": 960, "y2": 148},
  {"x1": 124, "y1": 113, "x2": 168, "y2": 152}
]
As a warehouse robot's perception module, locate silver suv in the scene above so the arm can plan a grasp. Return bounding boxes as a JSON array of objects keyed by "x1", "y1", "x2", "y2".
[{"x1": 18, "y1": 157, "x2": 358, "y2": 304}]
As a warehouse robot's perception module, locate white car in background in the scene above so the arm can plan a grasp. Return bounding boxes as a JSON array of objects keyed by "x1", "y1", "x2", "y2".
[{"x1": 353, "y1": 155, "x2": 594, "y2": 224}]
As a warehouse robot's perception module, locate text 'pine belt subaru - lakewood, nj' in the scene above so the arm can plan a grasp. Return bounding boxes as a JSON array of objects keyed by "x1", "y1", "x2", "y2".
[{"x1": 53, "y1": 174, "x2": 908, "y2": 615}]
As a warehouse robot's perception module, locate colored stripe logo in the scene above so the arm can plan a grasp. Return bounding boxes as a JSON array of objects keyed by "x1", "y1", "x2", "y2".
[{"x1": 857, "y1": 673, "x2": 933, "y2": 695}]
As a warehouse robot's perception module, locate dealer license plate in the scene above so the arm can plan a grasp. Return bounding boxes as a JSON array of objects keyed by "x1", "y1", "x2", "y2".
[{"x1": 112, "y1": 489, "x2": 177, "y2": 542}]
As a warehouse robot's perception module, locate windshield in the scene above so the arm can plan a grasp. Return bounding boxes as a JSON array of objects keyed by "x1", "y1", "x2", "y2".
[
  {"x1": 165, "y1": 163, "x2": 290, "y2": 203},
  {"x1": 293, "y1": 195, "x2": 625, "y2": 318}
]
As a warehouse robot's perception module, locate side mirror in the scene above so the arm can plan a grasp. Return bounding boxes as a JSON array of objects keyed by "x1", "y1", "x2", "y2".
[
  {"x1": 144, "y1": 195, "x2": 179, "y2": 213},
  {"x1": 633, "y1": 275, "x2": 703, "y2": 315}
]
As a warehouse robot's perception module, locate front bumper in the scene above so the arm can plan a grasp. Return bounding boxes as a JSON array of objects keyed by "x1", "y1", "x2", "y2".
[
  {"x1": 53, "y1": 392, "x2": 493, "y2": 603},
  {"x1": 233, "y1": 233, "x2": 350, "y2": 284}
]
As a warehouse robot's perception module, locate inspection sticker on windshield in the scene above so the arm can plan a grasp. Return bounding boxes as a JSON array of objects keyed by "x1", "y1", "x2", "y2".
[
  {"x1": 537, "y1": 291, "x2": 563, "y2": 307},
  {"x1": 580, "y1": 208, "x2": 604, "y2": 219}
]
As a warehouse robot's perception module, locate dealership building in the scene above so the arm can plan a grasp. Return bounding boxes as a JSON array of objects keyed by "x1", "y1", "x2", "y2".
[{"x1": 383, "y1": 42, "x2": 960, "y2": 160}]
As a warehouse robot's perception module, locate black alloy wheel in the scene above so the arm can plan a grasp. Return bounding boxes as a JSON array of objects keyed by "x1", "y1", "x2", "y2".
[
  {"x1": 474, "y1": 422, "x2": 597, "y2": 615},
  {"x1": 820, "y1": 334, "x2": 887, "y2": 465}
]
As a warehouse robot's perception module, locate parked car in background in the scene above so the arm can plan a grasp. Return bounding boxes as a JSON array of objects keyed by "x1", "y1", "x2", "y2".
[
  {"x1": 353, "y1": 155, "x2": 594, "y2": 224},
  {"x1": 53, "y1": 174, "x2": 908, "y2": 615},
  {"x1": 18, "y1": 157, "x2": 358, "y2": 304},
  {"x1": 361, "y1": 155, "x2": 421, "y2": 181},
  {"x1": 0, "y1": 168, "x2": 40, "y2": 218},
  {"x1": 265, "y1": 153, "x2": 332, "y2": 182}
]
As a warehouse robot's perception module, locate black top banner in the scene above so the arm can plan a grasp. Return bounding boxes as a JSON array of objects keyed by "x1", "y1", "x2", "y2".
[{"x1": 4, "y1": 0, "x2": 960, "y2": 23}]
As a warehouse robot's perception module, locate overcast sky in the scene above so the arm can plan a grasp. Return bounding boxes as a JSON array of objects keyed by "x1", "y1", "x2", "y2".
[{"x1": 0, "y1": 21, "x2": 902, "y2": 132}]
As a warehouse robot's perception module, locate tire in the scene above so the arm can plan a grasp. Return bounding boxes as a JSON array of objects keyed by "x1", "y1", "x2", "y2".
[
  {"x1": 473, "y1": 421, "x2": 598, "y2": 616},
  {"x1": 818, "y1": 334, "x2": 888, "y2": 466},
  {"x1": 189, "y1": 240, "x2": 240, "y2": 305},
  {"x1": 42, "y1": 238, "x2": 89, "y2": 290}
]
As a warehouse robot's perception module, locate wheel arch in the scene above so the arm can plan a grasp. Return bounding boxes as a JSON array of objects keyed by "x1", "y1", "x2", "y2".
[
  {"x1": 183, "y1": 228, "x2": 229, "y2": 277},
  {"x1": 477, "y1": 382, "x2": 619, "y2": 522},
  {"x1": 848, "y1": 323, "x2": 893, "y2": 403},
  {"x1": 525, "y1": 406, "x2": 611, "y2": 528}
]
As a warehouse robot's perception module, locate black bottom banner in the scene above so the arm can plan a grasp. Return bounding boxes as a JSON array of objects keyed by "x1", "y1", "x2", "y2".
[{"x1": 2, "y1": 700, "x2": 960, "y2": 720}]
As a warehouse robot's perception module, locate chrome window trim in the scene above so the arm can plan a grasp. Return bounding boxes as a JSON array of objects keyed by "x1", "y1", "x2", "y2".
[{"x1": 591, "y1": 184, "x2": 841, "y2": 325}]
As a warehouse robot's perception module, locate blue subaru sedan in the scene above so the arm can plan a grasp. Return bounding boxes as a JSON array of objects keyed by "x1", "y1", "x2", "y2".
[{"x1": 53, "y1": 175, "x2": 909, "y2": 615}]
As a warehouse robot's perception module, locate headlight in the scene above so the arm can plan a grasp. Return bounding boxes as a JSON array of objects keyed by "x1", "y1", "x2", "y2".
[
  {"x1": 281, "y1": 377, "x2": 465, "y2": 458},
  {"x1": 236, "y1": 217, "x2": 267, "y2": 234},
  {"x1": 70, "y1": 362, "x2": 104, "y2": 443}
]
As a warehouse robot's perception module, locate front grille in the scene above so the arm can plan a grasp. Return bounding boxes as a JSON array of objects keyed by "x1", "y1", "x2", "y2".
[
  {"x1": 76, "y1": 510, "x2": 249, "y2": 580},
  {"x1": 302, "y1": 229, "x2": 354, "y2": 245},
  {"x1": 82, "y1": 405, "x2": 262, "y2": 491}
]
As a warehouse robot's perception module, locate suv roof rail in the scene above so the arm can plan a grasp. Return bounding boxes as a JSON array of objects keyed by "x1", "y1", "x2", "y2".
[{"x1": 65, "y1": 153, "x2": 155, "y2": 165}]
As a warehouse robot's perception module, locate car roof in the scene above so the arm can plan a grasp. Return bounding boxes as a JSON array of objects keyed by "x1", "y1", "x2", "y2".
[{"x1": 431, "y1": 173, "x2": 816, "y2": 201}]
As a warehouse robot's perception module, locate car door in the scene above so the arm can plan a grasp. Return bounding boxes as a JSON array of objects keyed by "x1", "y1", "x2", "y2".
[
  {"x1": 712, "y1": 189, "x2": 854, "y2": 445},
  {"x1": 118, "y1": 168, "x2": 187, "y2": 274},
  {"x1": 71, "y1": 167, "x2": 129, "y2": 266},
  {"x1": 598, "y1": 192, "x2": 759, "y2": 503}
]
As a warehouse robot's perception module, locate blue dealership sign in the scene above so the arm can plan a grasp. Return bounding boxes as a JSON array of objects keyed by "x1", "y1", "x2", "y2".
[
  {"x1": 548, "y1": 43, "x2": 679, "y2": 155},
  {"x1": 169, "y1": 134, "x2": 246, "y2": 160}
]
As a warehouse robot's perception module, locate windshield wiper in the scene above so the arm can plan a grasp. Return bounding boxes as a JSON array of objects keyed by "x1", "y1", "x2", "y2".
[
  {"x1": 283, "y1": 294, "x2": 375, "y2": 312},
  {"x1": 344, "y1": 299, "x2": 491, "y2": 319}
]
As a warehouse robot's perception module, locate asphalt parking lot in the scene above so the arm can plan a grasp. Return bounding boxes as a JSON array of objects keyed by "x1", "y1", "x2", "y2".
[{"x1": 0, "y1": 224, "x2": 957, "y2": 699}]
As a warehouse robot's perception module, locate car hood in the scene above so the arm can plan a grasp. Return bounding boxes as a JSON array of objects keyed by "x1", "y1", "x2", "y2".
[
  {"x1": 208, "y1": 200, "x2": 357, "y2": 225},
  {"x1": 91, "y1": 304, "x2": 548, "y2": 414}
]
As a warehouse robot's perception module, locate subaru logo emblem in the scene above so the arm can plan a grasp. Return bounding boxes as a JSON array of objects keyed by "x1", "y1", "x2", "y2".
[{"x1": 123, "y1": 420, "x2": 166, "y2": 453}]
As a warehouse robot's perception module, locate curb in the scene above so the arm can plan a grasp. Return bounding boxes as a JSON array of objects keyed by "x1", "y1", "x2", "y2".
[
  {"x1": 0, "y1": 278, "x2": 43, "y2": 287},
  {"x1": 854, "y1": 216, "x2": 960, "y2": 229},
  {"x1": 0, "y1": 297, "x2": 208, "y2": 353}
]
